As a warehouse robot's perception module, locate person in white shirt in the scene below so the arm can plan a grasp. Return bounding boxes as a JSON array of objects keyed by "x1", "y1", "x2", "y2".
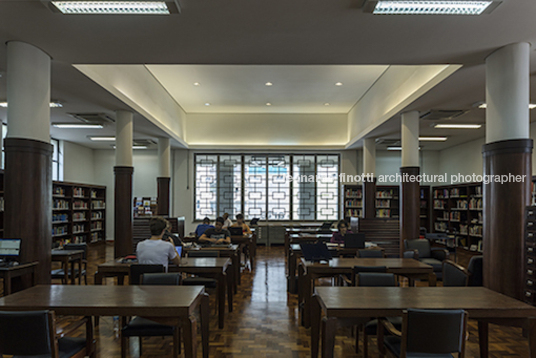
[
  {"x1": 137, "y1": 216, "x2": 180, "y2": 271},
  {"x1": 221, "y1": 212, "x2": 233, "y2": 229}
]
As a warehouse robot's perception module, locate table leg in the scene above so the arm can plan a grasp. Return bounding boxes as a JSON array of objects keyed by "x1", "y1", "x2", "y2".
[
  {"x1": 118, "y1": 274, "x2": 125, "y2": 285},
  {"x1": 218, "y1": 272, "x2": 225, "y2": 329},
  {"x1": 233, "y1": 252, "x2": 240, "y2": 289},
  {"x1": 94, "y1": 271, "x2": 103, "y2": 285},
  {"x1": 311, "y1": 294, "x2": 321, "y2": 358},
  {"x1": 321, "y1": 316, "x2": 337, "y2": 358},
  {"x1": 478, "y1": 321, "x2": 489, "y2": 358},
  {"x1": 183, "y1": 314, "x2": 198, "y2": 358},
  {"x1": 70, "y1": 259, "x2": 76, "y2": 285},
  {"x1": 249, "y1": 240, "x2": 254, "y2": 268},
  {"x1": 288, "y1": 250, "x2": 296, "y2": 293},
  {"x1": 200, "y1": 293, "x2": 209, "y2": 358},
  {"x1": 78, "y1": 258, "x2": 82, "y2": 285},
  {"x1": 428, "y1": 272, "x2": 437, "y2": 287},
  {"x1": 303, "y1": 272, "x2": 312, "y2": 328},
  {"x1": 85, "y1": 316, "x2": 95, "y2": 358},
  {"x1": 4, "y1": 273, "x2": 11, "y2": 296},
  {"x1": 226, "y1": 266, "x2": 233, "y2": 313}
]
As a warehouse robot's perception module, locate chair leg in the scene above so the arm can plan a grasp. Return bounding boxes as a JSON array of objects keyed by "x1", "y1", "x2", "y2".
[
  {"x1": 84, "y1": 274, "x2": 88, "y2": 285},
  {"x1": 173, "y1": 326, "x2": 181, "y2": 358},
  {"x1": 355, "y1": 326, "x2": 360, "y2": 354},
  {"x1": 120, "y1": 336, "x2": 128, "y2": 358},
  {"x1": 138, "y1": 337, "x2": 142, "y2": 355},
  {"x1": 363, "y1": 331, "x2": 368, "y2": 358}
]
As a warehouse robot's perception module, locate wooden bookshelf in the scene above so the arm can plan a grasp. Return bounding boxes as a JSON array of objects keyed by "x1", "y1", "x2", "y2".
[
  {"x1": 343, "y1": 185, "x2": 362, "y2": 218},
  {"x1": 133, "y1": 197, "x2": 158, "y2": 217},
  {"x1": 432, "y1": 182, "x2": 482, "y2": 253},
  {"x1": 420, "y1": 186, "x2": 431, "y2": 233},
  {"x1": 376, "y1": 185, "x2": 399, "y2": 218},
  {"x1": 52, "y1": 181, "x2": 106, "y2": 246}
]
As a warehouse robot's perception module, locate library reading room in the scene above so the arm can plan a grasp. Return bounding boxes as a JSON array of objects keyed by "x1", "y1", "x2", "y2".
[{"x1": 1, "y1": 1, "x2": 536, "y2": 357}]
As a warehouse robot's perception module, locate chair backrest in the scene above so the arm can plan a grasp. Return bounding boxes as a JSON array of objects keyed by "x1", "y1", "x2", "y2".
[
  {"x1": 187, "y1": 250, "x2": 220, "y2": 257},
  {"x1": 129, "y1": 264, "x2": 164, "y2": 285},
  {"x1": 467, "y1": 255, "x2": 483, "y2": 286},
  {"x1": 357, "y1": 249, "x2": 384, "y2": 258},
  {"x1": 442, "y1": 260, "x2": 469, "y2": 287},
  {"x1": 141, "y1": 273, "x2": 181, "y2": 285},
  {"x1": 357, "y1": 272, "x2": 396, "y2": 287},
  {"x1": 404, "y1": 239, "x2": 431, "y2": 259},
  {"x1": 404, "y1": 308, "x2": 466, "y2": 356},
  {"x1": 0, "y1": 310, "x2": 56, "y2": 356},
  {"x1": 63, "y1": 243, "x2": 88, "y2": 259}
]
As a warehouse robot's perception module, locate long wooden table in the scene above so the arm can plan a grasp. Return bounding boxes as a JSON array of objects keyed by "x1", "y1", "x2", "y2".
[
  {"x1": 184, "y1": 244, "x2": 240, "y2": 291},
  {"x1": 0, "y1": 261, "x2": 38, "y2": 295},
  {"x1": 231, "y1": 234, "x2": 255, "y2": 268},
  {"x1": 312, "y1": 286, "x2": 536, "y2": 358},
  {"x1": 299, "y1": 257, "x2": 435, "y2": 328},
  {"x1": 51, "y1": 249, "x2": 84, "y2": 285},
  {"x1": 94, "y1": 257, "x2": 232, "y2": 329},
  {"x1": 0, "y1": 285, "x2": 209, "y2": 358}
]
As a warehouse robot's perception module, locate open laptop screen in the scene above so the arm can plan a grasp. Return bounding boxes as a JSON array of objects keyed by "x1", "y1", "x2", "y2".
[{"x1": 0, "y1": 239, "x2": 21, "y2": 257}]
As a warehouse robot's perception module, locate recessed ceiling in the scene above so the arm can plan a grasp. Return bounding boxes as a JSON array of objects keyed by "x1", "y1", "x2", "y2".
[{"x1": 145, "y1": 65, "x2": 388, "y2": 114}]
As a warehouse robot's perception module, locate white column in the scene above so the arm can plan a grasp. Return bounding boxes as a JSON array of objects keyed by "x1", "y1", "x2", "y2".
[
  {"x1": 401, "y1": 111, "x2": 419, "y2": 167},
  {"x1": 363, "y1": 138, "x2": 376, "y2": 176},
  {"x1": 486, "y1": 42, "x2": 530, "y2": 143},
  {"x1": 6, "y1": 41, "x2": 50, "y2": 142},
  {"x1": 115, "y1": 110, "x2": 133, "y2": 166},
  {"x1": 158, "y1": 137, "x2": 171, "y2": 177}
]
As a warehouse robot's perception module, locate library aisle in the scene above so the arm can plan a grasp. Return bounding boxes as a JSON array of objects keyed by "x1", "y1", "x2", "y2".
[{"x1": 70, "y1": 244, "x2": 528, "y2": 357}]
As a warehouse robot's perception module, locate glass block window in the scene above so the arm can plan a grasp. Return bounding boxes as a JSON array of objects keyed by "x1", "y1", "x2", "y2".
[{"x1": 194, "y1": 153, "x2": 340, "y2": 221}]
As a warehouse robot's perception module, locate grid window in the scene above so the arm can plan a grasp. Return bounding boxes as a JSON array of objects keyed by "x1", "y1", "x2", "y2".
[{"x1": 194, "y1": 153, "x2": 339, "y2": 221}]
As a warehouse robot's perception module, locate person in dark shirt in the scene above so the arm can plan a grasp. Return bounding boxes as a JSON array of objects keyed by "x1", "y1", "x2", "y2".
[
  {"x1": 199, "y1": 217, "x2": 231, "y2": 245},
  {"x1": 330, "y1": 219, "x2": 353, "y2": 244}
]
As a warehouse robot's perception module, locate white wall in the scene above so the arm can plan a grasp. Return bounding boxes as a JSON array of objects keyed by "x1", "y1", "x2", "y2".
[
  {"x1": 186, "y1": 113, "x2": 347, "y2": 148},
  {"x1": 438, "y1": 138, "x2": 485, "y2": 184},
  {"x1": 63, "y1": 141, "x2": 96, "y2": 184}
]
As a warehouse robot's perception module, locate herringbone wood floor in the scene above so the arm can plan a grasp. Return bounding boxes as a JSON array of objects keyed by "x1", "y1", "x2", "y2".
[{"x1": 52, "y1": 243, "x2": 532, "y2": 357}]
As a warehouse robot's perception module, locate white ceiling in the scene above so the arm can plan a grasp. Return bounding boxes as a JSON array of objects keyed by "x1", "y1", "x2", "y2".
[
  {"x1": 145, "y1": 64, "x2": 388, "y2": 113},
  {"x1": 0, "y1": 0, "x2": 535, "y2": 151}
]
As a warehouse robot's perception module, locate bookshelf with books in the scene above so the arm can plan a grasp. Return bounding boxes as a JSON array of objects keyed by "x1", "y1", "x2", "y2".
[
  {"x1": 52, "y1": 181, "x2": 106, "y2": 246},
  {"x1": 343, "y1": 185, "x2": 363, "y2": 218},
  {"x1": 420, "y1": 186, "x2": 431, "y2": 233},
  {"x1": 432, "y1": 182, "x2": 482, "y2": 253},
  {"x1": 133, "y1": 197, "x2": 158, "y2": 217},
  {"x1": 376, "y1": 186, "x2": 399, "y2": 218}
]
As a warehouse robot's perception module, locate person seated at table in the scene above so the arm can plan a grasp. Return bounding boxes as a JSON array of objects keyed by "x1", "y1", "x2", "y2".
[
  {"x1": 221, "y1": 212, "x2": 233, "y2": 229},
  {"x1": 195, "y1": 217, "x2": 214, "y2": 238},
  {"x1": 163, "y1": 221, "x2": 183, "y2": 246},
  {"x1": 137, "y1": 216, "x2": 180, "y2": 271},
  {"x1": 330, "y1": 219, "x2": 353, "y2": 244},
  {"x1": 199, "y1": 217, "x2": 231, "y2": 245},
  {"x1": 230, "y1": 213, "x2": 252, "y2": 235}
]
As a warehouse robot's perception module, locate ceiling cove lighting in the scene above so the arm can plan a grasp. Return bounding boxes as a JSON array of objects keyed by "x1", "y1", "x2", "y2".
[
  {"x1": 387, "y1": 146, "x2": 422, "y2": 151},
  {"x1": 478, "y1": 103, "x2": 536, "y2": 109},
  {"x1": 112, "y1": 145, "x2": 148, "y2": 149},
  {"x1": 89, "y1": 136, "x2": 115, "y2": 141},
  {"x1": 434, "y1": 124, "x2": 482, "y2": 129},
  {"x1": 419, "y1": 136, "x2": 447, "y2": 141},
  {"x1": 0, "y1": 101, "x2": 63, "y2": 108},
  {"x1": 53, "y1": 123, "x2": 103, "y2": 129},
  {"x1": 372, "y1": 1, "x2": 494, "y2": 15},
  {"x1": 50, "y1": 1, "x2": 179, "y2": 15}
]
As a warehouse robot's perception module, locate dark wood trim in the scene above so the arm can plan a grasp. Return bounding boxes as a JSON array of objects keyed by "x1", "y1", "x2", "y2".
[
  {"x1": 400, "y1": 166, "x2": 420, "y2": 257},
  {"x1": 483, "y1": 138, "x2": 533, "y2": 300},
  {"x1": 4, "y1": 137, "x2": 53, "y2": 287},
  {"x1": 157, "y1": 177, "x2": 171, "y2": 216},
  {"x1": 363, "y1": 179, "x2": 376, "y2": 219},
  {"x1": 114, "y1": 166, "x2": 134, "y2": 258}
]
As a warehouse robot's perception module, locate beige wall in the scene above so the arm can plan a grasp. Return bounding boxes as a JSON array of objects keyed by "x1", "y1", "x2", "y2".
[{"x1": 63, "y1": 141, "x2": 96, "y2": 184}]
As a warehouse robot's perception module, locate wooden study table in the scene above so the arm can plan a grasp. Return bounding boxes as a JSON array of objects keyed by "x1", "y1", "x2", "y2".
[
  {"x1": 284, "y1": 232, "x2": 332, "y2": 257},
  {"x1": 0, "y1": 284, "x2": 209, "y2": 358},
  {"x1": 231, "y1": 234, "x2": 255, "y2": 268},
  {"x1": 95, "y1": 257, "x2": 232, "y2": 329},
  {"x1": 184, "y1": 244, "x2": 240, "y2": 291},
  {"x1": 51, "y1": 249, "x2": 84, "y2": 285},
  {"x1": 0, "y1": 261, "x2": 38, "y2": 295},
  {"x1": 299, "y1": 257, "x2": 435, "y2": 328},
  {"x1": 311, "y1": 286, "x2": 536, "y2": 358}
]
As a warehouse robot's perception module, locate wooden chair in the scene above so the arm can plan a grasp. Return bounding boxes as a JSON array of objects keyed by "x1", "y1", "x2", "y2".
[
  {"x1": 129, "y1": 264, "x2": 164, "y2": 285},
  {"x1": 51, "y1": 243, "x2": 88, "y2": 285},
  {"x1": 442, "y1": 260, "x2": 469, "y2": 287},
  {"x1": 0, "y1": 310, "x2": 93, "y2": 358},
  {"x1": 379, "y1": 309, "x2": 467, "y2": 358}
]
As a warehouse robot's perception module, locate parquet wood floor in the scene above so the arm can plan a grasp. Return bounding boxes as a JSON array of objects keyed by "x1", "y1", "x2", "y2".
[{"x1": 9, "y1": 243, "x2": 533, "y2": 357}]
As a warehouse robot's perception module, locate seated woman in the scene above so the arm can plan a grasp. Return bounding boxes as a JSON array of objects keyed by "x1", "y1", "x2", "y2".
[
  {"x1": 330, "y1": 219, "x2": 352, "y2": 244},
  {"x1": 231, "y1": 213, "x2": 252, "y2": 235}
]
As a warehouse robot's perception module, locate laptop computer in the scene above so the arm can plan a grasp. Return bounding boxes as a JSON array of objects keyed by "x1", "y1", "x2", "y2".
[
  {"x1": 228, "y1": 227, "x2": 243, "y2": 236},
  {"x1": 317, "y1": 221, "x2": 334, "y2": 234},
  {"x1": 344, "y1": 233, "x2": 366, "y2": 249},
  {"x1": 175, "y1": 246, "x2": 183, "y2": 257},
  {"x1": 300, "y1": 242, "x2": 332, "y2": 262}
]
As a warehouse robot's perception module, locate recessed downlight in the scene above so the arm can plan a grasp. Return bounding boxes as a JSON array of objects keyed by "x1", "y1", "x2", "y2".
[
  {"x1": 204, "y1": 103, "x2": 210, "y2": 106},
  {"x1": 193, "y1": 82, "x2": 200, "y2": 86},
  {"x1": 335, "y1": 82, "x2": 343, "y2": 86},
  {"x1": 266, "y1": 103, "x2": 272, "y2": 106},
  {"x1": 324, "y1": 103, "x2": 330, "y2": 106},
  {"x1": 265, "y1": 82, "x2": 273, "y2": 86}
]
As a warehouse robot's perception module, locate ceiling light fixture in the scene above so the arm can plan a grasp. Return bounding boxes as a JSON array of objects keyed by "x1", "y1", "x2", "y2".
[
  {"x1": 204, "y1": 103, "x2": 210, "y2": 106},
  {"x1": 324, "y1": 103, "x2": 330, "y2": 106},
  {"x1": 193, "y1": 82, "x2": 200, "y2": 86},
  {"x1": 49, "y1": 1, "x2": 180, "y2": 15},
  {"x1": 335, "y1": 82, "x2": 343, "y2": 86},
  {"x1": 266, "y1": 103, "x2": 272, "y2": 106},
  {"x1": 419, "y1": 136, "x2": 447, "y2": 141},
  {"x1": 89, "y1": 136, "x2": 115, "y2": 141},
  {"x1": 370, "y1": 1, "x2": 495, "y2": 15},
  {"x1": 387, "y1": 146, "x2": 422, "y2": 151},
  {"x1": 53, "y1": 123, "x2": 104, "y2": 129},
  {"x1": 434, "y1": 124, "x2": 482, "y2": 129},
  {"x1": 112, "y1": 145, "x2": 148, "y2": 149},
  {"x1": 479, "y1": 103, "x2": 536, "y2": 109},
  {"x1": 265, "y1": 82, "x2": 273, "y2": 86},
  {"x1": 0, "y1": 101, "x2": 63, "y2": 108}
]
